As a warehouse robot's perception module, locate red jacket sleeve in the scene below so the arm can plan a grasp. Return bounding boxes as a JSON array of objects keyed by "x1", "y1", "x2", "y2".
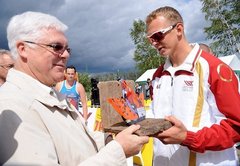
[{"x1": 182, "y1": 55, "x2": 240, "y2": 153}]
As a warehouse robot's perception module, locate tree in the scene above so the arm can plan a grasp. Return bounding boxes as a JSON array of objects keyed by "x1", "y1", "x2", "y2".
[
  {"x1": 200, "y1": 0, "x2": 240, "y2": 56},
  {"x1": 130, "y1": 19, "x2": 165, "y2": 74},
  {"x1": 78, "y1": 72, "x2": 91, "y2": 98}
]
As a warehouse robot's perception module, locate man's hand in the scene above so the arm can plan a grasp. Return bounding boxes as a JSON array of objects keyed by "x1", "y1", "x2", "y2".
[
  {"x1": 155, "y1": 116, "x2": 187, "y2": 144},
  {"x1": 115, "y1": 125, "x2": 149, "y2": 158}
]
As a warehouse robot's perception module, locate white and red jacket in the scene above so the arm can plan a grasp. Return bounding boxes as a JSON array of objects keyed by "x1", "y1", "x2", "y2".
[{"x1": 152, "y1": 44, "x2": 240, "y2": 166}]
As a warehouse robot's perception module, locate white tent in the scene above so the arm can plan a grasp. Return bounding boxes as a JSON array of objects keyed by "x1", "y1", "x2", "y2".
[
  {"x1": 218, "y1": 54, "x2": 240, "y2": 70},
  {"x1": 135, "y1": 68, "x2": 157, "y2": 83},
  {"x1": 219, "y1": 53, "x2": 240, "y2": 81}
]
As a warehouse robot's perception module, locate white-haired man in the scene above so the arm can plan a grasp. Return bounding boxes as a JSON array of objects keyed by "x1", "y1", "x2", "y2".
[
  {"x1": 0, "y1": 11, "x2": 149, "y2": 165},
  {"x1": 0, "y1": 49, "x2": 14, "y2": 86}
]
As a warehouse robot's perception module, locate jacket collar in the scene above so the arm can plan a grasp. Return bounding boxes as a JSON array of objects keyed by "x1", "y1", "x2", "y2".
[
  {"x1": 163, "y1": 43, "x2": 201, "y2": 73},
  {"x1": 6, "y1": 69, "x2": 75, "y2": 111}
]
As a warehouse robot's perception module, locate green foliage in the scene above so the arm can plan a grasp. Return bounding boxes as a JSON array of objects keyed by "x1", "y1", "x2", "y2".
[
  {"x1": 200, "y1": 0, "x2": 240, "y2": 56},
  {"x1": 130, "y1": 19, "x2": 165, "y2": 75},
  {"x1": 78, "y1": 72, "x2": 91, "y2": 94}
]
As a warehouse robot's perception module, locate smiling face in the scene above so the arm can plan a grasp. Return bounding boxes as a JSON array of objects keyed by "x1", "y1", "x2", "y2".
[{"x1": 17, "y1": 28, "x2": 70, "y2": 86}]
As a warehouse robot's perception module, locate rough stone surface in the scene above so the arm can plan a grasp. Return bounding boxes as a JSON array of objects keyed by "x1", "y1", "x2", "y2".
[{"x1": 104, "y1": 118, "x2": 173, "y2": 136}]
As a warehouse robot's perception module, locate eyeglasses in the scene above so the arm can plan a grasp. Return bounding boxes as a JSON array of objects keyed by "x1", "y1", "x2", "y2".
[
  {"x1": 147, "y1": 23, "x2": 178, "y2": 43},
  {"x1": 24, "y1": 41, "x2": 71, "y2": 55},
  {"x1": 0, "y1": 64, "x2": 14, "y2": 70}
]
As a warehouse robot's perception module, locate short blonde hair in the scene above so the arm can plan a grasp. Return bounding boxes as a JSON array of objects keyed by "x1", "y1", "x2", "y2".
[{"x1": 146, "y1": 6, "x2": 183, "y2": 27}]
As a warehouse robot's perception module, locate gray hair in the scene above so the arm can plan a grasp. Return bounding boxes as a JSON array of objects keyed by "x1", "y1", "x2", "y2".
[
  {"x1": 0, "y1": 49, "x2": 11, "y2": 56},
  {"x1": 7, "y1": 11, "x2": 68, "y2": 59}
]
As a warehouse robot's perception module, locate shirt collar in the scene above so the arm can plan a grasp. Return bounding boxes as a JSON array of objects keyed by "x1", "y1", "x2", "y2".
[{"x1": 164, "y1": 43, "x2": 201, "y2": 73}]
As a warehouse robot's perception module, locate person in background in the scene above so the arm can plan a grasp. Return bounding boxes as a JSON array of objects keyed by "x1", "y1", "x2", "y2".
[
  {"x1": 146, "y1": 6, "x2": 240, "y2": 166},
  {"x1": 0, "y1": 49, "x2": 14, "y2": 86},
  {"x1": 199, "y1": 43, "x2": 213, "y2": 54},
  {"x1": 145, "y1": 78, "x2": 151, "y2": 99},
  {"x1": 90, "y1": 78, "x2": 100, "y2": 107},
  {"x1": 135, "y1": 83, "x2": 142, "y2": 95},
  {"x1": 0, "y1": 11, "x2": 149, "y2": 166},
  {"x1": 55, "y1": 65, "x2": 88, "y2": 122},
  {"x1": 149, "y1": 79, "x2": 153, "y2": 100}
]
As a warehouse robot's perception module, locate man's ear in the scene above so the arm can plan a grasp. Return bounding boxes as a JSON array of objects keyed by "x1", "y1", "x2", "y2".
[
  {"x1": 176, "y1": 23, "x2": 184, "y2": 35},
  {"x1": 16, "y1": 41, "x2": 28, "y2": 59}
]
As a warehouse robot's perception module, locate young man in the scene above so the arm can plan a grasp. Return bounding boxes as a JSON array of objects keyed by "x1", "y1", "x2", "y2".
[
  {"x1": 0, "y1": 49, "x2": 14, "y2": 86},
  {"x1": 0, "y1": 11, "x2": 149, "y2": 165},
  {"x1": 55, "y1": 65, "x2": 88, "y2": 122},
  {"x1": 146, "y1": 6, "x2": 240, "y2": 166}
]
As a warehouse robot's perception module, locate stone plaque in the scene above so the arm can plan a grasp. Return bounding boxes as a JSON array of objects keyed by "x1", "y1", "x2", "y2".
[{"x1": 104, "y1": 118, "x2": 172, "y2": 136}]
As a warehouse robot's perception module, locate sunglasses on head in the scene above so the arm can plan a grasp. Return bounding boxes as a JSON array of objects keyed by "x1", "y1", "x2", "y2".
[
  {"x1": 24, "y1": 41, "x2": 71, "y2": 55},
  {"x1": 147, "y1": 23, "x2": 178, "y2": 43}
]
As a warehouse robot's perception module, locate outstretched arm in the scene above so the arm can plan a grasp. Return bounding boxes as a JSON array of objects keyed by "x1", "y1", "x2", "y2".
[{"x1": 77, "y1": 83, "x2": 88, "y2": 121}]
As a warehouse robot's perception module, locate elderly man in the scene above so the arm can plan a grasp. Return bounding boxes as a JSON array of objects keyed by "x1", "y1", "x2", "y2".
[
  {"x1": 0, "y1": 11, "x2": 149, "y2": 165},
  {"x1": 0, "y1": 49, "x2": 14, "y2": 86}
]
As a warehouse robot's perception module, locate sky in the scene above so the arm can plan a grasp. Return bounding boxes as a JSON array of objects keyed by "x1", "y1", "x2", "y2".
[{"x1": 0, "y1": 0, "x2": 209, "y2": 74}]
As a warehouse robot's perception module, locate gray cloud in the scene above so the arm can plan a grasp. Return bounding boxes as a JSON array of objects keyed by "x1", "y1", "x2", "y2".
[{"x1": 0, "y1": 0, "x2": 208, "y2": 73}]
